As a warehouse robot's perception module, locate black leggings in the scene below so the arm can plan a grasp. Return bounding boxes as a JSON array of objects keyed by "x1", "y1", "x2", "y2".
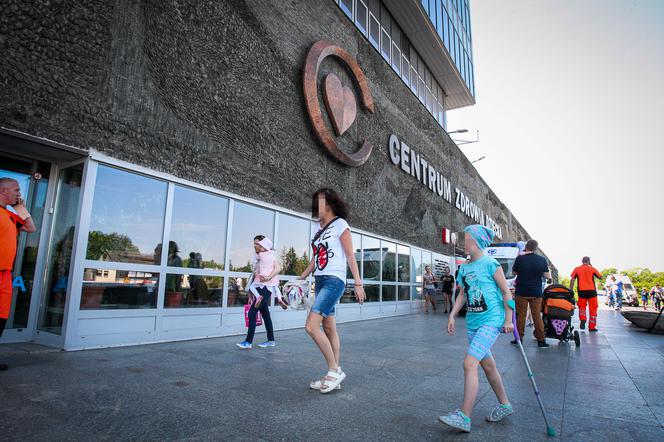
[{"x1": 245, "y1": 287, "x2": 274, "y2": 344}]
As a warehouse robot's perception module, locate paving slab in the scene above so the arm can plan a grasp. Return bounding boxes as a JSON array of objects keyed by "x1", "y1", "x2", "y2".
[{"x1": 1, "y1": 307, "x2": 663, "y2": 441}]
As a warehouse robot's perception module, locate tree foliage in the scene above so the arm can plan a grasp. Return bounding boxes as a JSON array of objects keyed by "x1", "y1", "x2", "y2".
[
  {"x1": 598, "y1": 267, "x2": 664, "y2": 291},
  {"x1": 280, "y1": 247, "x2": 310, "y2": 276},
  {"x1": 86, "y1": 231, "x2": 139, "y2": 260}
]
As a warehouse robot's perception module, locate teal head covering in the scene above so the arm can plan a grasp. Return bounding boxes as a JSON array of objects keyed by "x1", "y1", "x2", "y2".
[{"x1": 464, "y1": 224, "x2": 495, "y2": 250}]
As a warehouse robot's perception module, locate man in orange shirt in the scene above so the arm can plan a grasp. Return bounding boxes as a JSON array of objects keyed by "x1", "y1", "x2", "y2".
[
  {"x1": 0, "y1": 177, "x2": 37, "y2": 371},
  {"x1": 570, "y1": 257, "x2": 602, "y2": 332}
]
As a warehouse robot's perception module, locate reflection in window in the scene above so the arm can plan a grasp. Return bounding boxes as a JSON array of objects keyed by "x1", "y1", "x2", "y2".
[
  {"x1": 341, "y1": 283, "x2": 358, "y2": 304},
  {"x1": 382, "y1": 241, "x2": 396, "y2": 282},
  {"x1": 347, "y1": 232, "x2": 362, "y2": 280},
  {"x1": 423, "y1": 251, "x2": 432, "y2": 273},
  {"x1": 40, "y1": 164, "x2": 82, "y2": 333},
  {"x1": 412, "y1": 285, "x2": 422, "y2": 300},
  {"x1": 398, "y1": 286, "x2": 410, "y2": 301},
  {"x1": 362, "y1": 236, "x2": 380, "y2": 281},
  {"x1": 169, "y1": 186, "x2": 228, "y2": 270},
  {"x1": 276, "y1": 214, "x2": 310, "y2": 276},
  {"x1": 87, "y1": 166, "x2": 167, "y2": 264},
  {"x1": 81, "y1": 268, "x2": 158, "y2": 309},
  {"x1": 229, "y1": 203, "x2": 274, "y2": 272},
  {"x1": 382, "y1": 285, "x2": 396, "y2": 302},
  {"x1": 397, "y1": 245, "x2": 410, "y2": 283},
  {"x1": 411, "y1": 249, "x2": 422, "y2": 284},
  {"x1": 227, "y1": 276, "x2": 250, "y2": 307},
  {"x1": 364, "y1": 284, "x2": 380, "y2": 302},
  {"x1": 164, "y1": 275, "x2": 223, "y2": 308}
]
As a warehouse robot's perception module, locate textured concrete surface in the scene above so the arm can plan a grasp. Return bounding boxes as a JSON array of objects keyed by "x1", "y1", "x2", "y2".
[
  {"x1": 0, "y1": 0, "x2": 556, "y2": 275},
  {"x1": 1, "y1": 303, "x2": 662, "y2": 441}
]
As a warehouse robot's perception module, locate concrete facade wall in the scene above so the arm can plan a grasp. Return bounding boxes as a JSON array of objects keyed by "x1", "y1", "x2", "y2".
[{"x1": 0, "y1": 0, "x2": 556, "y2": 276}]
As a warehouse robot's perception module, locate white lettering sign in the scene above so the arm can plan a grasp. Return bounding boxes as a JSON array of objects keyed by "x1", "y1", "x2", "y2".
[{"x1": 389, "y1": 134, "x2": 503, "y2": 239}]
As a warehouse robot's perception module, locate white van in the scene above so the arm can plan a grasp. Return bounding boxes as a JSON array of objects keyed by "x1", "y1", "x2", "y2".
[
  {"x1": 605, "y1": 274, "x2": 638, "y2": 306},
  {"x1": 484, "y1": 243, "x2": 520, "y2": 278}
]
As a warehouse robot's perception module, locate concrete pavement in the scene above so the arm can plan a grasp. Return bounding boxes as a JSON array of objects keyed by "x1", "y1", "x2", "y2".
[{"x1": 1, "y1": 307, "x2": 663, "y2": 441}]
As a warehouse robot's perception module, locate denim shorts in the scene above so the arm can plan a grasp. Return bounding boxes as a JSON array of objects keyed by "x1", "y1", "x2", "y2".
[
  {"x1": 467, "y1": 325, "x2": 501, "y2": 361},
  {"x1": 312, "y1": 275, "x2": 346, "y2": 318}
]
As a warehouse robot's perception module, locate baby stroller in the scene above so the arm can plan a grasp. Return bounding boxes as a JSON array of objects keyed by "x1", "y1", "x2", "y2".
[{"x1": 542, "y1": 285, "x2": 580, "y2": 347}]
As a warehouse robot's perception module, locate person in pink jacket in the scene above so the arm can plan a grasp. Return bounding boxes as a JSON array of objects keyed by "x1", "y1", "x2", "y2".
[{"x1": 248, "y1": 236, "x2": 287, "y2": 309}]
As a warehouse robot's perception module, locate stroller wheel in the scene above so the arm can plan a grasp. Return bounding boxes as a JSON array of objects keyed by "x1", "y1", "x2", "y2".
[{"x1": 574, "y1": 330, "x2": 581, "y2": 347}]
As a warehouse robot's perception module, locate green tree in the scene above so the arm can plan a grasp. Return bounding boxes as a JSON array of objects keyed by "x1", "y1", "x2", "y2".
[
  {"x1": 86, "y1": 231, "x2": 139, "y2": 260},
  {"x1": 559, "y1": 276, "x2": 571, "y2": 289},
  {"x1": 280, "y1": 247, "x2": 310, "y2": 276}
]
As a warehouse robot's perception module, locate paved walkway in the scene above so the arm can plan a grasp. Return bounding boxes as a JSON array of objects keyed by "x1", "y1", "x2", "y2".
[{"x1": 1, "y1": 306, "x2": 663, "y2": 441}]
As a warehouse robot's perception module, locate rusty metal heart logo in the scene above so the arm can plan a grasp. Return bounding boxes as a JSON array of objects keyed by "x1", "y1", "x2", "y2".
[{"x1": 303, "y1": 40, "x2": 374, "y2": 167}]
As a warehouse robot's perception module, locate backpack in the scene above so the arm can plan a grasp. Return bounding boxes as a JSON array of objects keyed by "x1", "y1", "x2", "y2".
[{"x1": 283, "y1": 280, "x2": 313, "y2": 310}]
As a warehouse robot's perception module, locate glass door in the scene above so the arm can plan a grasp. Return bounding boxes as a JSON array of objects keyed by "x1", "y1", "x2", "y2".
[
  {"x1": 37, "y1": 163, "x2": 83, "y2": 335},
  {"x1": 0, "y1": 154, "x2": 51, "y2": 343}
]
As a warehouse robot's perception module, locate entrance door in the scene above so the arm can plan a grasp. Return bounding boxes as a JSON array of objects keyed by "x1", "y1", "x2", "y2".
[
  {"x1": 0, "y1": 154, "x2": 52, "y2": 343},
  {"x1": 34, "y1": 163, "x2": 84, "y2": 343}
]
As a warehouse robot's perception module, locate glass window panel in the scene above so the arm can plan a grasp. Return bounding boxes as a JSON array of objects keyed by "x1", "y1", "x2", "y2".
[
  {"x1": 227, "y1": 276, "x2": 250, "y2": 307},
  {"x1": 397, "y1": 245, "x2": 410, "y2": 283},
  {"x1": 169, "y1": 186, "x2": 228, "y2": 271},
  {"x1": 40, "y1": 164, "x2": 82, "y2": 333},
  {"x1": 382, "y1": 285, "x2": 396, "y2": 302},
  {"x1": 364, "y1": 284, "x2": 380, "y2": 302},
  {"x1": 398, "y1": 286, "x2": 410, "y2": 301},
  {"x1": 346, "y1": 232, "x2": 362, "y2": 279},
  {"x1": 423, "y1": 251, "x2": 433, "y2": 272},
  {"x1": 444, "y1": 16, "x2": 451, "y2": 50},
  {"x1": 391, "y1": 43, "x2": 401, "y2": 74},
  {"x1": 381, "y1": 241, "x2": 396, "y2": 282},
  {"x1": 381, "y1": 29, "x2": 391, "y2": 62},
  {"x1": 356, "y1": 0, "x2": 368, "y2": 35},
  {"x1": 341, "y1": 282, "x2": 358, "y2": 304},
  {"x1": 411, "y1": 248, "x2": 422, "y2": 284},
  {"x1": 426, "y1": 87, "x2": 433, "y2": 112},
  {"x1": 87, "y1": 166, "x2": 167, "y2": 264},
  {"x1": 81, "y1": 268, "x2": 159, "y2": 309},
  {"x1": 410, "y1": 66, "x2": 418, "y2": 94},
  {"x1": 412, "y1": 285, "x2": 422, "y2": 300},
  {"x1": 229, "y1": 202, "x2": 274, "y2": 272},
  {"x1": 419, "y1": 77, "x2": 426, "y2": 102},
  {"x1": 369, "y1": 13, "x2": 380, "y2": 49},
  {"x1": 436, "y1": 0, "x2": 444, "y2": 37},
  {"x1": 340, "y1": 0, "x2": 353, "y2": 18},
  {"x1": 164, "y1": 275, "x2": 223, "y2": 308},
  {"x1": 362, "y1": 236, "x2": 380, "y2": 281},
  {"x1": 276, "y1": 213, "x2": 310, "y2": 276},
  {"x1": 402, "y1": 57, "x2": 410, "y2": 85}
]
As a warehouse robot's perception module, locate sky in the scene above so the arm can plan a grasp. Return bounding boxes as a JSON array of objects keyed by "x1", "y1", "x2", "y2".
[{"x1": 447, "y1": 0, "x2": 664, "y2": 276}]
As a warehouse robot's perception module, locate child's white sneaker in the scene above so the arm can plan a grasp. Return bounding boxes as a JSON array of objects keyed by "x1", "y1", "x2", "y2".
[{"x1": 438, "y1": 410, "x2": 471, "y2": 432}]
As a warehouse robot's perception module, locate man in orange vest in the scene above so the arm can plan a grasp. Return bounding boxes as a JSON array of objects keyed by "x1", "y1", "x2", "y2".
[
  {"x1": 0, "y1": 177, "x2": 37, "y2": 371},
  {"x1": 570, "y1": 257, "x2": 602, "y2": 332}
]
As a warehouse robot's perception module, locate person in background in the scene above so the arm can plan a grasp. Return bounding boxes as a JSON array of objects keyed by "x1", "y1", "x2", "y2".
[
  {"x1": 613, "y1": 276, "x2": 624, "y2": 311},
  {"x1": 0, "y1": 178, "x2": 37, "y2": 371},
  {"x1": 570, "y1": 257, "x2": 602, "y2": 332},
  {"x1": 641, "y1": 288, "x2": 649, "y2": 310},
  {"x1": 422, "y1": 266, "x2": 437, "y2": 314},
  {"x1": 441, "y1": 268, "x2": 455, "y2": 314},
  {"x1": 511, "y1": 240, "x2": 551, "y2": 348},
  {"x1": 652, "y1": 284, "x2": 662, "y2": 311},
  {"x1": 605, "y1": 279, "x2": 615, "y2": 308}
]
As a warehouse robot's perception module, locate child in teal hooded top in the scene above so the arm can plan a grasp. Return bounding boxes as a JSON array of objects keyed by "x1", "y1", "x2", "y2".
[{"x1": 439, "y1": 225, "x2": 515, "y2": 433}]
